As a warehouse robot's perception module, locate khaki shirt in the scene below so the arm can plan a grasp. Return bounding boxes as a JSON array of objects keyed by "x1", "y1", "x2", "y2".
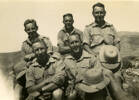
[
  {"x1": 57, "y1": 27, "x2": 83, "y2": 49},
  {"x1": 83, "y1": 22, "x2": 120, "y2": 54},
  {"x1": 26, "y1": 53, "x2": 65, "y2": 88},
  {"x1": 64, "y1": 50, "x2": 96, "y2": 82},
  {"x1": 22, "y1": 35, "x2": 53, "y2": 56}
]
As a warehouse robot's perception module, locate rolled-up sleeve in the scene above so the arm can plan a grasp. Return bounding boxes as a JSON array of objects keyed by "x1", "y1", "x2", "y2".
[
  {"x1": 89, "y1": 55, "x2": 97, "y2": 68},
  {"x1": 57, "y1": 31, "x2": 64, "y2": 47},
  {"x1": 110, "y1": 25, "x2": 120, "y2": 45},
  {"x1": 83, "y1": 27, "x2": 91, "y2": 46},
  {"x1": 77, "y1": 30, "x2": 83, "y2": 43},
  {"x1": 26, "y1": 67, "x2": 35, "y2": 88},
  {"x1": 42, "y1": 37, "x2": 53, "y2": 54}
]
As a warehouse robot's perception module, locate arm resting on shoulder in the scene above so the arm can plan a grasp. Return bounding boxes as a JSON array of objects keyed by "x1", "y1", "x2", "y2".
[{"x1": 58, "y1": 45, "x2": 71, "y2": 54}]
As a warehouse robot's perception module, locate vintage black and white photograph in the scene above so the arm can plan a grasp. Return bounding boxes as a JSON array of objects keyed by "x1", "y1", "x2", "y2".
[{"x1": 0, "y1": 0, "x2": 139, "y2": 100}]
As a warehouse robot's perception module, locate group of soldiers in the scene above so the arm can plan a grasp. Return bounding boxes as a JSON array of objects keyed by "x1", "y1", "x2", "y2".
[{"x1": 12, "y1": 2, "x2": 138, "y2": 100}]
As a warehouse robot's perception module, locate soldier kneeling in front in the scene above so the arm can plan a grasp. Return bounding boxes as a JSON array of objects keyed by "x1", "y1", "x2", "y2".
[{"x1": 25, "y1": 40, "x2": 65, "y2": 100}]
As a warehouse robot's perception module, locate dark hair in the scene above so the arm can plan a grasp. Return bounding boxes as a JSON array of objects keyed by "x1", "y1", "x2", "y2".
[
  {"x1": 63, "y1": 13, "x2": 73, "y2": 20},
  {"x1": 92, "y1": 2, "x2": 105, "y2": 11},
  {"x1": 24, "y1": 19, "x2": 38, "y2": 29},
  {"x1": 32, "y1": 39, "x2": 48, "y2": 51}
]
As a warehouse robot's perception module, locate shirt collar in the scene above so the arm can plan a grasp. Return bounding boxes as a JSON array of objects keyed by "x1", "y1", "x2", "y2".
[
  {"x1": 65, "y1": 50, "x2": 91, "y2": 61},
  {"x1": 26, "y1": 34, "x2": 40, "y2": 44},
  {"x1": 31, "y1": 56, "x2": 56, "y2": 68},
  {"x1": 92, "y1": 21, "x2": 111, "y2": 28},
  {"x1": 62, "y1": 27, "x2": 76, "y2": 34}
]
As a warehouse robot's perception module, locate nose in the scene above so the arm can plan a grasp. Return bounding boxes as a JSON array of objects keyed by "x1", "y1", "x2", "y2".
[
  {"x1": 97, "y1": 12, "x2": 101, "y2": 16},
  {"x1": 73, "y1": 42, "x2": 78, "y2": 47},
  {"x1": 28, "y1": 29, "x2": 34, "y2": 33},
  {"x1": 66, "y1": 21, "x2": 71, "y2": 24},
  {"x1": 38, "y1": 49, "x2": 42, "y2": 54}
]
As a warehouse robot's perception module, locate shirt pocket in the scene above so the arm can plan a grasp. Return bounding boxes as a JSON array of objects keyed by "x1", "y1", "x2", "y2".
[
  {"x1": 34, "y1": 67, "x2": 44, "y2": 80},
  {"x1": 77, "y1": 59, "x2": 91, "y2": 73},
  {"x1": 90, "y1": 29, "x2": 104, "y2": 47},
  {"x1": 103, "y1": 32, "x2": 115, "y2": 45},
  {"x1": 63, "y1": 34, "x2": 69, "y2": 46},
  {"x1": 24, "y1": 43, "x2": 33, "y2": 54},
  {"x1": 45, "y1": 66, "x2": 55, "y2": 77}
]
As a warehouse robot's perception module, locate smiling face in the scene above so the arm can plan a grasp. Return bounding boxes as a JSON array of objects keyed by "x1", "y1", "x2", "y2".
[
  {"x1": 63, "y1": 15, "x2": 74, "y2": 30},
  {"x1": 69, "y1": 35, "x2": 82, "y2": 54},
  {"x1": 24, "y1": 22, "x2": 38, "y2": 38},
  {"x1": 32, "y1": 42, "x2": 47, "y2": 59},
  {"x1": 93, "y1": 6, "x2": 106, "y2": 23}
]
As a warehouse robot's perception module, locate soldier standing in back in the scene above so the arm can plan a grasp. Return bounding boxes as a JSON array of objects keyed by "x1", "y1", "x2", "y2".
[
  {"x1": 83, "y1": 2, "x2": 120, "y2": 55},
  {"x1": 57, "y1": 13, "x2": 83, "y2": 58}
]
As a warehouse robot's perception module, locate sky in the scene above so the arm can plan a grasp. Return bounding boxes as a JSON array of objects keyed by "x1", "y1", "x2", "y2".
[
  {"x1": 0, "y1": 0, "x2": 139, "y2": 52},
  {"x1": 0, "y1": 0, "x2": 139, "y2": 100}
]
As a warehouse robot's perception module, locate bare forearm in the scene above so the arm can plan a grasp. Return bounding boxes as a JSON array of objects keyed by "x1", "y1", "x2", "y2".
[
  {"x1": 42, "y1": 83, "x2": 58, "y2": 92},
  {"x1": 83, "y1": 44, "x2": 96, "y2": 55},
  {"x1": 24, "y1": 53, "x2": 35, "y2": 62},
  {"x1": 27, "y1": 79, "x2": 49, "y2": 93},
  {"x1": 111, "y1": 88, "x2": 135, "y2": 100},
  {"x1": 58, "y1": 46, "x2": 71, "y2": 54}
]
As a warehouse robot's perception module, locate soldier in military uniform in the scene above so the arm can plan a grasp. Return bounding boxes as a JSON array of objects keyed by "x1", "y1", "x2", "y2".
[
  {"x1": 26, "y1": 40, "x2": 65, "y2": 100},
  {"x1": 57, "y1": 13, "x2": 83, "y2": 57},
  {"x1": 64, "y1": 34, "x2": 98, "y2": 100},
  {"x1": 14, "y1": 19, "x2": 53, "y2": 100},
  {"x1": 83, "y1": 2, "x2": 120, "y2": 55},
  {"x1": 22, "y1": 19, "x2": 53, "y2": 61}
]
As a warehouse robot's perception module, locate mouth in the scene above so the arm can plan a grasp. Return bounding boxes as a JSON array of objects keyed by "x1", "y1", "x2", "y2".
[
  {"x1": 66, "y1": 24, "x2": 72, "y2": 28},
  {"x1": 73, "y1": 47, "x2": 80, "y2": 52},
  {"x1": 37, "y1": 53, "x2": 44, "y2": 57},
  {"x1": 96, "y1": 16, "x2": 104, "y2": 21}
]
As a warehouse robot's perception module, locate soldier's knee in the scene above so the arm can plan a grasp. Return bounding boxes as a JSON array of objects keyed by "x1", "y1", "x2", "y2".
[{"x1": 52, "y1": 88, "x2": 63, "y2": 100}]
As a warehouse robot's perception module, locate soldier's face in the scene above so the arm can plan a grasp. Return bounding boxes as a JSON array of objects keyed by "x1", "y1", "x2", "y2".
[
  {"x1": 33, "y1": 42, "x2": 47, "y2": 58},
  {"x1": 93, "y1": 6, "x2": 106, "y2": 23},
  {"x1": 69, "y1": 35, "x2": 81, "y2": 54},
  {"x1": 25, "y1": 23, "x2": 38, "y2": 37},
  {"x1": 63, "y1": 16, "x2": 74, "y2": 29}
]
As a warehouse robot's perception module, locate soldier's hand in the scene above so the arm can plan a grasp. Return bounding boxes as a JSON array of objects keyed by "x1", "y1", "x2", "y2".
[
  {"x1": 41, "y1": 92, "x2": 51, "y2": 100},
  {"x1": 24, "y1": 53, "x2": 35, "y2": 62},
  {"x1": 66, "y1": 84, "x2": 75, "y2": 96},
  {"x1": 104, "y1": 69, "x2": 122, "y2": 92},
  {"x1": 26, "y1": 91, "x2": 40, "y2": 100}
]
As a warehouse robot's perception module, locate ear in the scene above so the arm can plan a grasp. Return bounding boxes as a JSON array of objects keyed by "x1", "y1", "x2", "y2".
[
  {"x1": 24, "y1": 28, "x2": 26, "y2": 32},
  {"x1": 36, "y1": 26, "x2": 38, "y2": 31},
  {"x1": 92, "y1": 11, "x2": 95, "y2": 17},
  {"x1": 63, "y1": 20, "x2": 65, "y2": 24},
  {"x1": 72, "y1": 19, "x2": 74, "y2": 24},
  {"x1": 104, "y1": 10, "x2": 106, "y2": 16}
]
